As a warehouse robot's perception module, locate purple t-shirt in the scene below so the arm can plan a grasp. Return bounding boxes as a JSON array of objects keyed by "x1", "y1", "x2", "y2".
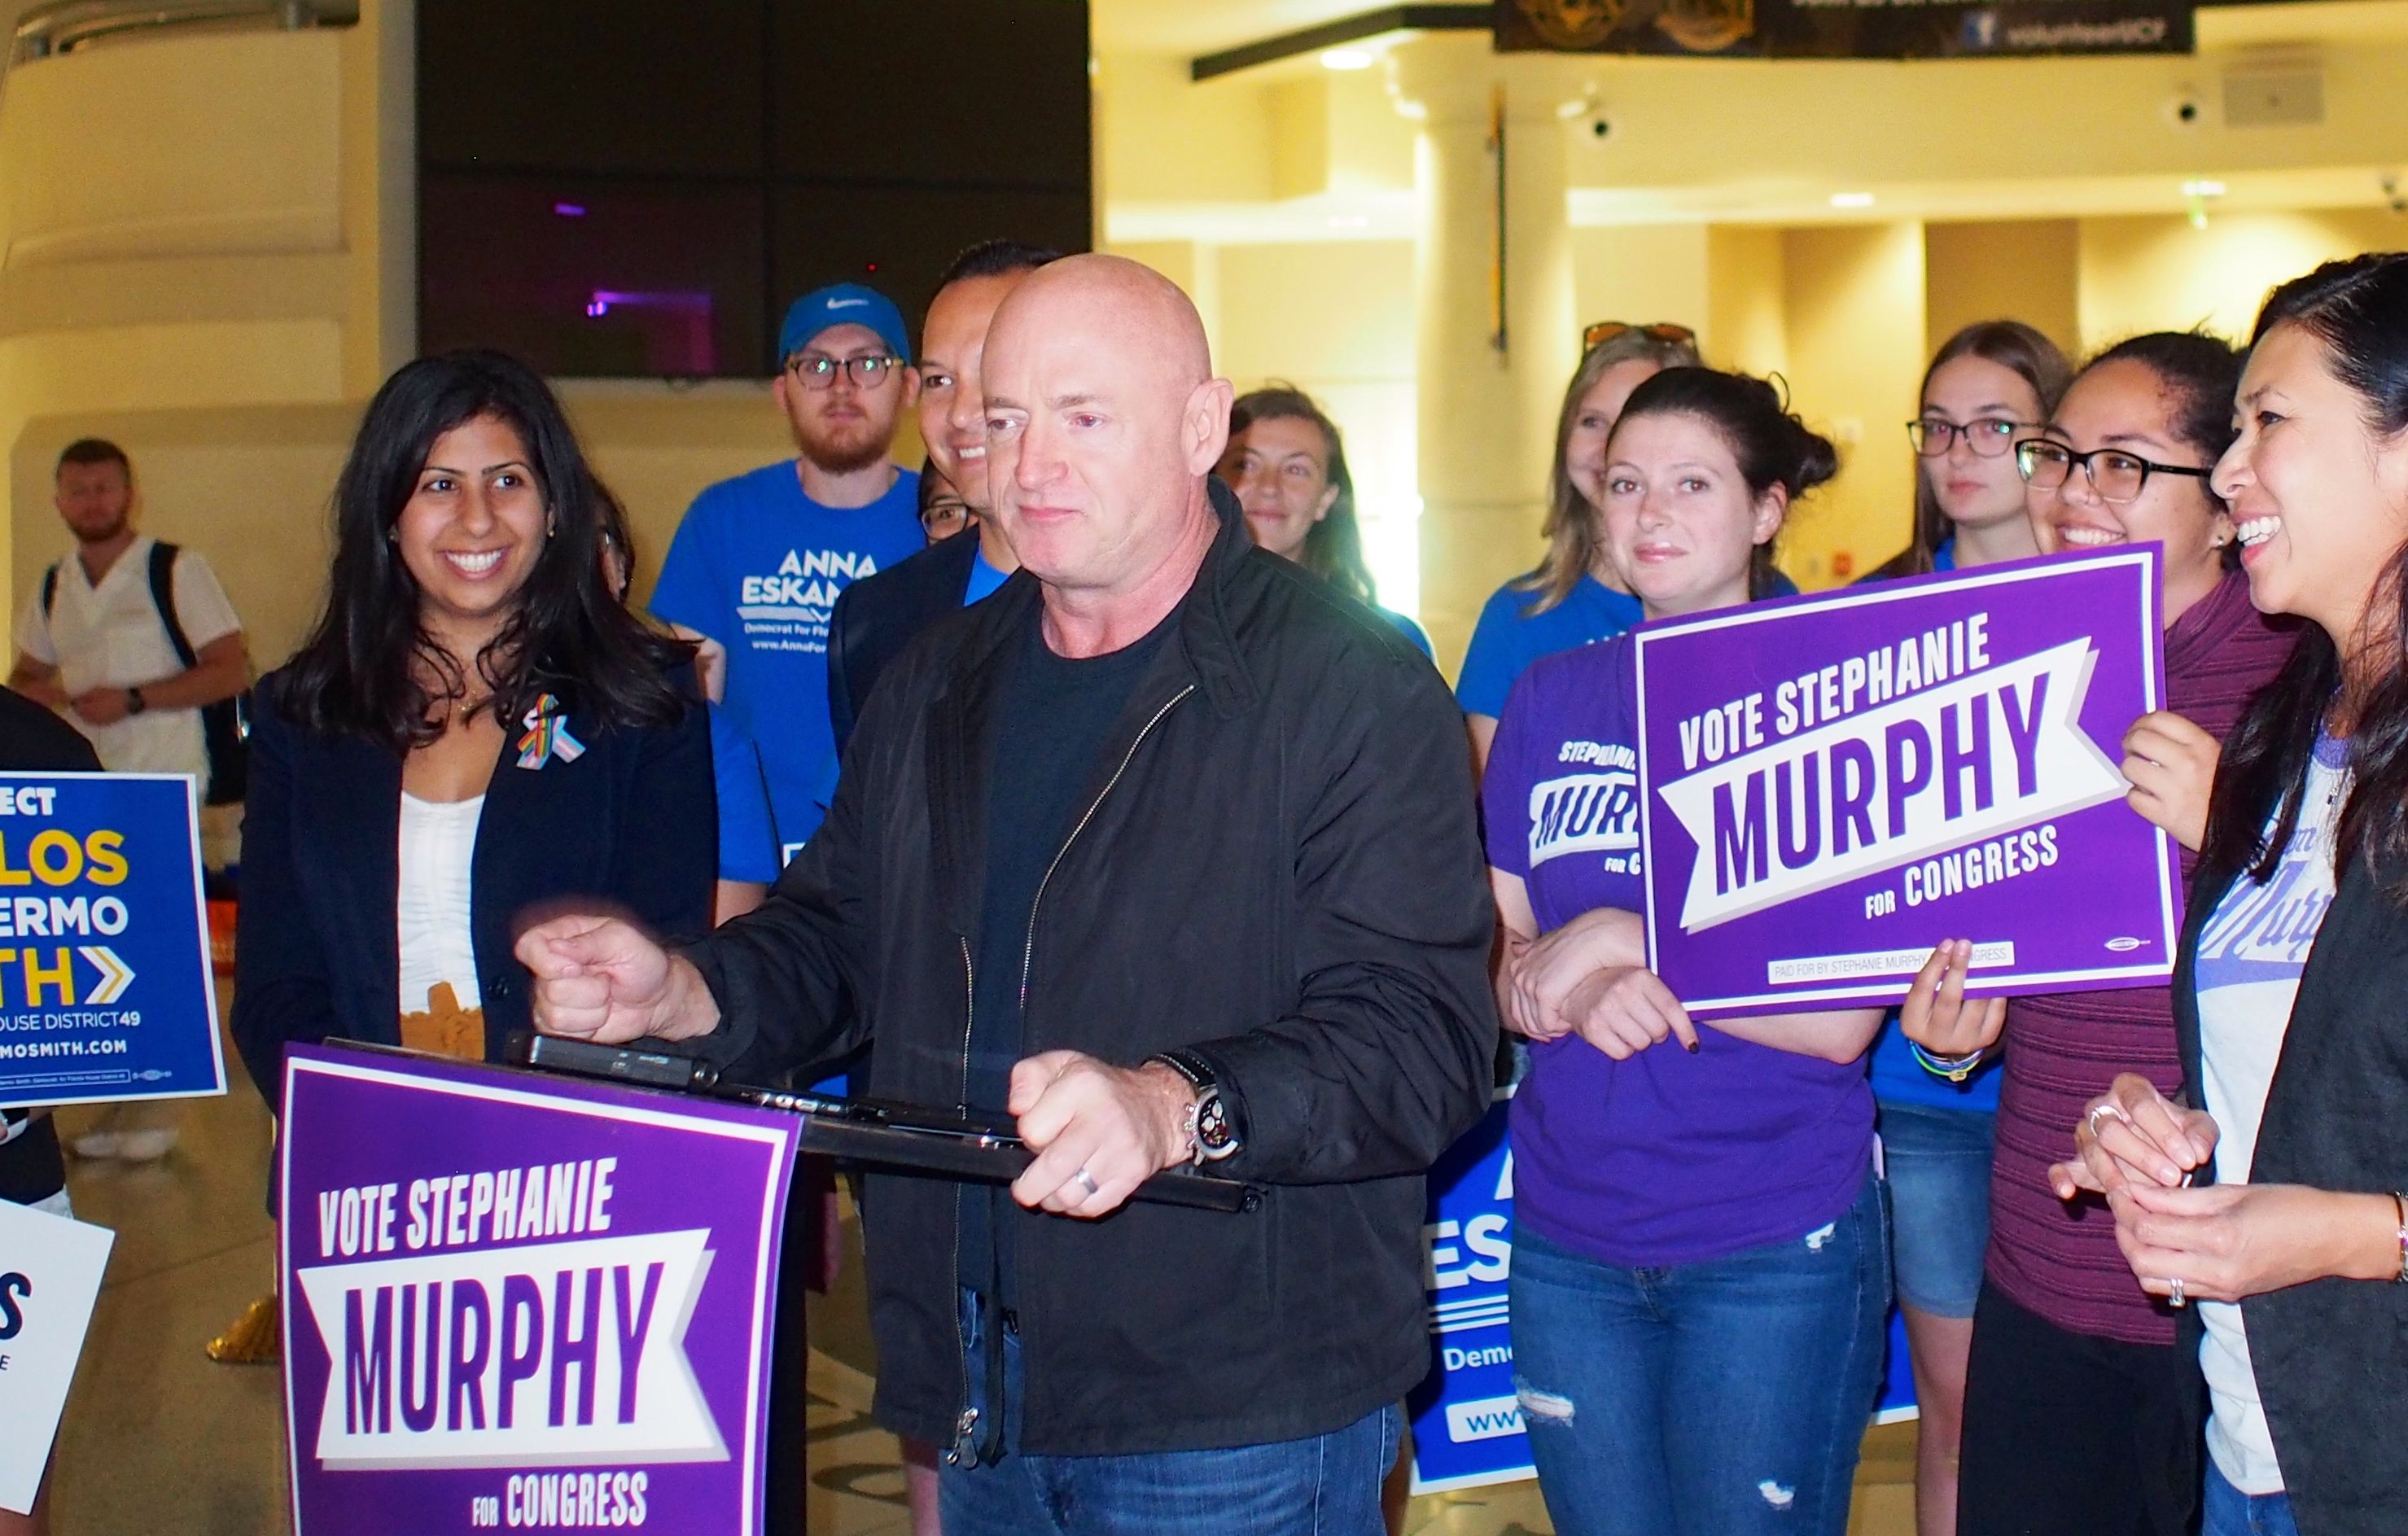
[{"x1": 1485, "y1": 635, "x2": 1875, "y2": 1268}]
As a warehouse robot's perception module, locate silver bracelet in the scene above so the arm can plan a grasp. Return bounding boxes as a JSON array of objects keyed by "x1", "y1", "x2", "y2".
[{"x1": 2391, "y1": 1192, "x2": 2406, "y2": 1284}]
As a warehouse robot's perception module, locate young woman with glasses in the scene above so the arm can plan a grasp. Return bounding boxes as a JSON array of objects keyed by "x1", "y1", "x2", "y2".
[
  {"x1": 1901, "y1": 332, "x2": 2299, "y2": 1536},
  {"x1": 1857, "y1": 319, "x2": 2070, "y2": 1536},
  {"x1": 1874, "y1": 321, "x2": 2071, "y2": 580}
]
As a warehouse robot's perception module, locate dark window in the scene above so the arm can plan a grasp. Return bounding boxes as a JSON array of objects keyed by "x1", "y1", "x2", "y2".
[{"x1": 418, "y1": 1, "x2": 1091, "y2": 379}]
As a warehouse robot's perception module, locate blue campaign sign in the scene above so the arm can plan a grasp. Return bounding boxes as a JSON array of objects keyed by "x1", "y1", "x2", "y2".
[
  {"x1": 0, "y1": 773, "x2": 223, "y2": 1110},
  {"x1": 1408, "y1": 1096, "x2": 1522, "y2": 1494},
  {"x1": 1409, "y1": 1097, "x2": 1920, "y2": 1494}
]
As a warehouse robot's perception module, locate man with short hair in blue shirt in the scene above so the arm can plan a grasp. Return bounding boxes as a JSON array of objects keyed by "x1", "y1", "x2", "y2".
[{"x1": 652, "y1": 282, "x2": 926, "y2": 861}]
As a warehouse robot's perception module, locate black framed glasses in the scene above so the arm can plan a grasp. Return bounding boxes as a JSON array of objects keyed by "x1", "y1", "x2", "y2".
[
  {"x1": 1907, "y1": 418, "x2": 2025, "y2": 458},
  {"x1": 1583, "y1": 320, "x2": 1697, "y2": 352},
  {"x1": 2016, "y1": 440, "x2": 2213, "y2": 504},
  {"x1": 786, "y1": 353, "x2": 904, "y2": 391}
]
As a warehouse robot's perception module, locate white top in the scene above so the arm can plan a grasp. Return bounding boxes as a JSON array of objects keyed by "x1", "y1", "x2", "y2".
[
  {"x1": 396, "y1": 793, "x2": 486, "y2": 1018},
  {"x1": 2192, "y1": 731, "x2": 2351, "y2": 1497},
  {"x1": 12, "y1": 536, "x2": 242, "y2": 784}
]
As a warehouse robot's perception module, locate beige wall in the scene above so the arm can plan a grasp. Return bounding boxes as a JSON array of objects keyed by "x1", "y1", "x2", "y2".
[
  {"x1": 1571, "y1": 225, "x2": 1714, "y2": 349},
  {"x1": 11, "y1": 404, "x2": 356, "y2": 675},
  {"x1": 1925, "y1": 220, "x2": 2081, "y2": 359},
  {"x1": 1780, "y1": 223, "x2": 1927, "y2": 588},
  {"x1": 1203, "y1": 239, "x2": 1421, "y2": 614},
  {"x1": 0, "y1": 10, "x2": 411, "y2": 646},
  {"x1": 2075, "y1": 206, "x2": 2407, "y2": 348},
  {"x1": 1705, "y1": 225, "x2": 1790, "y2": 380},
  {"x1": 9, "y1": 387, "x2": 897, "y2": 678}
]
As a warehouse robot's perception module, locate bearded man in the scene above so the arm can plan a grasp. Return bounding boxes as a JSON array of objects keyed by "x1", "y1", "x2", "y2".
[{"x1": 652, "y1": 282, "x2": 925, "y2": 856}]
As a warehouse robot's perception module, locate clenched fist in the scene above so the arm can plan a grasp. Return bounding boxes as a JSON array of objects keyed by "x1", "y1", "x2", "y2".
[{"x1": 514, "y1": 913, "x2": 721, "y2": 1046}]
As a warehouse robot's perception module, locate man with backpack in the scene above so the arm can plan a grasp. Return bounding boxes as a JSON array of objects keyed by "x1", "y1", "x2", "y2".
[{"x1": 7, "y1": 436, "x2": 248, "y2": 1162}]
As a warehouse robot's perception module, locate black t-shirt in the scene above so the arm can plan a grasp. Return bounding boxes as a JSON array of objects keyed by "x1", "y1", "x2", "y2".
[
  {"x1": 958, "y1": 606, "x2": 1177, "y2": 1306},
  {"x1": 0, "y1": 689, "x2": 104, "y2": 1206}
]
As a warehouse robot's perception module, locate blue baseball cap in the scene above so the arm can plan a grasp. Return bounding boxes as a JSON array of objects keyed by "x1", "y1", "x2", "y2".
[{"x1": 777, "y1": 282, "x2": 911, "y2": 367}]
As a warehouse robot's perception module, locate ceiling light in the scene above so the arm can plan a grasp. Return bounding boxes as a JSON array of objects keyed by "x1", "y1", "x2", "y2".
[
  {"x1": 1320, "y1": 48, "x2": 1376, "y2": 70},
  {"x1": 1829, "y1": 191, "x2": 1876, "y2": 209},
  {"x1": 2182, "y1": 178, "x2": 2226, "y2": 198}
]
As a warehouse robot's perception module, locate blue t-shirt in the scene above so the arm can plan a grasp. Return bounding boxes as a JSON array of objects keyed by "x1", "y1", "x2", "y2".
[
  {"x1": 1859, "y1": 539, "x2": 2003, "y2": 1113},
  {"x1": 651, "y1": 461, "x2": 923, "y2": 857},
  {"x1": 1458, "y1": 568, "x2": 1800, "y2": 718},
  {"x1": 1484, "y1": 636, "x2": 1875, "y2": 1267},
  {"x1": 963, "y1": 547, "x2": 1011, "y2": 606},
  {"x1": 708, "y1": 705, "x2": 781, "y2": 886},
  {"x1": 1456, "y1": 574, "x2": 1644, "y2": 720}
]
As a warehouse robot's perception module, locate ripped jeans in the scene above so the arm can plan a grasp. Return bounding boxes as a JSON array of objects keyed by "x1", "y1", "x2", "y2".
[{"x1": 1507, "y1": 1171, "x2": 1889, "y2": 1536}]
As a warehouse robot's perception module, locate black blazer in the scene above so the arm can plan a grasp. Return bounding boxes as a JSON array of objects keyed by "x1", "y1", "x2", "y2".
[
  {"x1": 825, "y1": 527, "x2": 980, "y2": 760},
  {"x1": 230, "y1": 670, "x2": 717, "y2": 1108},
  {"x1": 2163, "y1": 847, "x2": 2408, "y2": 1535}
]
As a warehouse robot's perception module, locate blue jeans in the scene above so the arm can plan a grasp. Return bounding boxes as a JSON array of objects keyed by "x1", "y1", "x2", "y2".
[
  {"x1": 1878, "y1": 1101, "x2": 1995, "y2": 1318},
  {"x1": 2202, "y1": 1459, "x2": 2300, "y2": 1536},
  {"x1": 1508, "y1": 1171, "x2": 1890, "y2": 1536},
  {"x1": 939, "y1": 1291, "x2": 1399, "y2": 1535}
]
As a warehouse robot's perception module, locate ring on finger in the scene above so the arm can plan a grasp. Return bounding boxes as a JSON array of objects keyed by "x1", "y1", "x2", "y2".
[
  {"x1": 2168, "y1": 1276, "x2": 2187, "y2": 1308},
  {"x1": 2086, "y1": 1103, "x2": 2124, "y2": 1140},
  {"x1": 1070, "y1": 1168, "x2": 1100, "y2": 1200}
]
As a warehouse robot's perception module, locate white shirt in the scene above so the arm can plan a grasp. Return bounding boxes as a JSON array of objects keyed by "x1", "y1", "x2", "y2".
[
  {"x1": 396, "y1": 794, "x2": 486, "y2": 1018},
  {"x1": 13, "y1": 536, "x2": 242, "y2": 784},
  {"x1": 2192, "y1": 732, "x2": 2351, "y2": 1496}
]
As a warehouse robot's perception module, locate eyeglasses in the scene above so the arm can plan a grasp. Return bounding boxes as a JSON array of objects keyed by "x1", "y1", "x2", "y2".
[
  {"x1": 1907, "y1": 418, "x2": 2026, "y2": 458},
  {"x1": 1582, "y1": 320, "x2": 1697, "y2": 352},
  {"x1": 2016, "y1": 440, "x2": 2213, "y2": 504},
  {"x1": 785, "y1": 353, "x2": 904, "y2": 391}
]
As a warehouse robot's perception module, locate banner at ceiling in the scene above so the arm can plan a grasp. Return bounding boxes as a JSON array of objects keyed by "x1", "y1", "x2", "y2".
[
  {"x1": 1632, "y1": 546, "x2": 2176, "y2": 1020},
  {"x1": 1497, "y1": 0, "x2": 2193, "y2": 58}
]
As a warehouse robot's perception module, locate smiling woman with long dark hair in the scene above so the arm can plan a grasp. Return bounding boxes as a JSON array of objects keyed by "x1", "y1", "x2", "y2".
[
  {"x1": 2058, "y1": 252, "x2": 2408, "y2": 1536},
  {"x1": 232, "y1": 350, "x2": 716, "y2": 1103}
]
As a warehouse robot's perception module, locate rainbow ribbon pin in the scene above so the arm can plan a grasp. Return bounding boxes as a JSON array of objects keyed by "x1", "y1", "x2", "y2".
[{"x1": 516, "y1": 694, "x2": 587, "y2": 770}]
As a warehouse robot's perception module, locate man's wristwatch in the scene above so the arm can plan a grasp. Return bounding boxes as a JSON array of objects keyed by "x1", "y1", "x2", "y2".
[
  {"x1": 125, "y1": 686, "x2": 147, "y2": 715},
  {"x1": 1147, "y1": 1049, "x2": 1241, "y2": 1165}
]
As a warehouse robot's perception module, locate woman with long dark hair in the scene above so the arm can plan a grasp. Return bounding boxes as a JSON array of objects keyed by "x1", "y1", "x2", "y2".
[
  {"x1": 1489, "y1": 368, "x2": 1885, "y2": 1535},
  {"x1": 232, "y1": 350, "x2": 715, "y2": 1096},
  {"x1": 2060, "y1": 252, "x2": 2408, "y2": 1536},
  {"x1": 1902, "y1": 330, "x2": 2296, "y2": 1536},
  {"x1": 1220, "y1": 383, "x2": 1430, "y2": 654}
]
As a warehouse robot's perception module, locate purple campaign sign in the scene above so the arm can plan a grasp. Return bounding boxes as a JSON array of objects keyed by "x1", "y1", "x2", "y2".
[
  {"x1": 278, "y1": 1044, "x2": 799, "y2": 1536},
  {"x1": 1634, "y1": 547, "x2": 2176, "y2": 1017}
]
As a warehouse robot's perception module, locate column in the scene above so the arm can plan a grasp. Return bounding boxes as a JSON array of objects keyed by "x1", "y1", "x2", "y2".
[{"x1": 1391, "y1": 34, "x2": 1579, "y2": 675}]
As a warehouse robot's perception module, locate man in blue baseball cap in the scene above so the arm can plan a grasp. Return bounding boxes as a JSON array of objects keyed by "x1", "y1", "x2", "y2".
[{"x1": 651, "y1": 280, "x2": 923, "y2": 864}]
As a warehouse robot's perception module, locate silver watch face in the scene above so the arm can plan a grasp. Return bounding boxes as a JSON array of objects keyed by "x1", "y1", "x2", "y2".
[{"x1": 1194, "y1": 1090, "x2": 1239, "y2": 1160}]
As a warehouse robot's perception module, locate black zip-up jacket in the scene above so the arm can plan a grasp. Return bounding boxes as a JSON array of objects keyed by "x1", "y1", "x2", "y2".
[
  {"x1": 2155, "y1": 844, "x2": 2408, "y2": 1536},
  {"x1": 681, "y1": 490, "x2": 1498, "y2": 1457}
]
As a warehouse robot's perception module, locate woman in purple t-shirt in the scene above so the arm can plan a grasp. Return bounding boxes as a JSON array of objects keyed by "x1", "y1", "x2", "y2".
[{"x1": 1486, "y1": 368, "x2": 1888, "y2": 1536}]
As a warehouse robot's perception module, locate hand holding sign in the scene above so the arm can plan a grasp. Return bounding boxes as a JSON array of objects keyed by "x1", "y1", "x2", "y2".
[
  {"x1": 1898, "y1": 939, "x2": 2007, "y2": 1059},
  {"x1": 516, "y1": 916, "x2": 721, "y2": 1046},
  {"x1": 2121, "y1": 710, "x2": 2222, "y2": 854}
]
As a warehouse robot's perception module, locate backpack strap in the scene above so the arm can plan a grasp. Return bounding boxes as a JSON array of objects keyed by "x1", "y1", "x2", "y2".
[{"x1": 146, "y1": 540, "x2": 199, "y2": 670}]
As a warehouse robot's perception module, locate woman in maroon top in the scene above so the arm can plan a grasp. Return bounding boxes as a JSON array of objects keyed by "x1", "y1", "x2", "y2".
[{"x1": 1901, "y1": 332, "x2": 2297, "y2": 1536}]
